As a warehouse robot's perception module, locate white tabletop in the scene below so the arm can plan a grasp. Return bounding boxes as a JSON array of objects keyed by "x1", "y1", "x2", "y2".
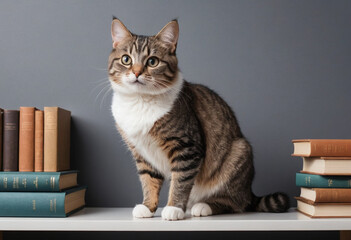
[{"x1": 1, "y1": 208, "x2": 351, "y2": 231}]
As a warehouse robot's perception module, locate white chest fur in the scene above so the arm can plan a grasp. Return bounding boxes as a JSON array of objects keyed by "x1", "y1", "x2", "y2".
[{"x1": 111, "y1": 77, "x2": 183, "y2": 179}]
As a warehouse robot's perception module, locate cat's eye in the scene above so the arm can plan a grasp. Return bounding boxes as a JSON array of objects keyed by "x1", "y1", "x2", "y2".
[
  {"x1": 147, "y1": 57, "x2": 159, "y2": 68},
  {"x1": 121, "y1": 55, "x2": 132, "y2": 65}
]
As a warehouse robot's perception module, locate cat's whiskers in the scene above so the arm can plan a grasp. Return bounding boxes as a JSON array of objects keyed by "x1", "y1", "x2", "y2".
[
  {"x1": 100, "y1": 86, "x2": 113, "y2": 110},
  {"x1": 156, "y1": 82, "x2": 186, "y2": 108},
  {"x1": 89, "y1": 66, "x2": 108, "y2": 72},
  {"x1": 154, "y1": 77, "x2": 192, "y2": 111},
  {"x1": 90, "y1": 81, "x2": 110, "y2": 102},
  {"x1": 91, "y1": 77, "x2": 110, "y2": 84},
  {"x1": 94, "y1": 83, "x2": 112, "y2": 107},
  {"x1": 153, "y1": 79, "x2": 170, "y2": 89},
  {"x1": 93, "y1": 72, "x2": 126, "y2": 110},
  {"x1": 91, "y1": 80, "x2": 110, "y2": 92}
]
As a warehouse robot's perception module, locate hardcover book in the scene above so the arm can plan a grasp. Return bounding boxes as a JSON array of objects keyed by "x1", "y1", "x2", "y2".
[
  {"x1": 0, "y1": 170, "x2": 78, "y2": 192},
  {"x1": 35, "y1": 110, "x2": 44, "y2": 172},
  {"x1": 296, "y1": 196, "x2": 351, "y2": 218},
  {"x1": 2, "y1": 110, "x2": 19, "y2": 171},
  {"x1": 44, "y1": 107, "x2": 71, "y2": 172},
  {"x1": 296, "y1": 173, "x2": 351, "y2": 188},
  {"x1": 19, "y1": 107, "x2": 36, "y2": 172},
  {"x1": 0, "y1": 186, "x2": 86, "y2": 217},
  {"x1": 300, "y1": 187, "x2": 351, "y2": 203},
  {"x1": 0, "y1": 108, "x2": 3, "y2": 170},
  {"x1": 292, "y1": 139, "x2": 351, "y2": 157},
  {"x1": 301, "y1": 157, "x2": 351, "y2": 175}
]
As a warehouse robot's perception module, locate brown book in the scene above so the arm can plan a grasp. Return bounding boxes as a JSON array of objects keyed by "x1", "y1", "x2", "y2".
[
  {"x1": 300, "y1": 188, "x2": 351, "y2": 203},
  {"x1": 34, "y1": 110, "x2": 44, "y2": 172},
  {"x1": 292, "y1": 139, "x2": 351, "y2": 157},
  {"x1": 0, "y1": 108, "x2": 3, "y2": 170},
  {"x1": 301, "y1": 157, "x2": 351, "y2": 175},
  {"x1": 296, "y1": 196, "x2": 351, "y2": 218},
  {"x1": 2, "y1": 110, "x2": 19, "y2": 171},
  {"x1": 44, "y1": 107, "x2": 71, "y2": 172},
  {"x1": 19, "y1": 107, "x2": 36, "y2": 172}
]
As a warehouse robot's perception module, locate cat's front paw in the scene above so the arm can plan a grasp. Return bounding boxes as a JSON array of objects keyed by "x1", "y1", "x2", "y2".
[
  {"x1": 191, "y1": 203, "x2": 212, "y2": 217},
  {"x1": 161, "y1": 206, "x2": 185, "y2": 221},
  {"x1": 132, "y1": 204, "x2": 154, "y2": 218}
]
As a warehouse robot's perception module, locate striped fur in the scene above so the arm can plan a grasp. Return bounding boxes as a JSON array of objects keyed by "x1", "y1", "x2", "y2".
[{"x1": 108, "y1": 19, "x2": 290, "y2": 220}]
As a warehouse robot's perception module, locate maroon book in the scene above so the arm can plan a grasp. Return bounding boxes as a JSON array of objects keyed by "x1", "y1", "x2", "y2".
[{"x1": 2, "y1": 110, "x2": 19, "y2": 171}]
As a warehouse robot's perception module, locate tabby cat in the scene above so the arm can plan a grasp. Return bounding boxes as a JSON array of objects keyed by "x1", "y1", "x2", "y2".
[{"x1": 108, "y1": 18, "x2": 289, "y2": 221}]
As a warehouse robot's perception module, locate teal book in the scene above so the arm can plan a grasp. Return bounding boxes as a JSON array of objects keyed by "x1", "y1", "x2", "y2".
[
  {"x1": 296, "y1": 172, "x2": 351, "y2": 188},
  {"x1": 0, "y1": 186, "x2": 86, "y2": 217},
  {"x1": 0, "y1": 171, "x2": 78, "y2": 192}
]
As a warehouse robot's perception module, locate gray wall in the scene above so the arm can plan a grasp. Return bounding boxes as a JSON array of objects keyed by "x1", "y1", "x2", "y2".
[{"x1": 1, "y1": 0, "x2": 350, "y2": 239}]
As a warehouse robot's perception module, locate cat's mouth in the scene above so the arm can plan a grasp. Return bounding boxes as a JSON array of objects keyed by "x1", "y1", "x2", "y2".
[{"x1": 131, "y1": 79, "x2": 146, "y2": 85}]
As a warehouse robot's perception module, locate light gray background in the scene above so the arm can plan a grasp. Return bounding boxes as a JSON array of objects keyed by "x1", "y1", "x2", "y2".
[{"x1": 1, "y1": 1, "x2": 350, "y2": 239}]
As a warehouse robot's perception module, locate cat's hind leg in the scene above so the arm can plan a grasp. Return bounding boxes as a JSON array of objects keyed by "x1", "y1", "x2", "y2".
[
  {"x1": 191, "y1": 203, "x2": 212, "y2": 216},
  {"x1": 191, "y1": 197, "x2": 234, "y2": 217}
]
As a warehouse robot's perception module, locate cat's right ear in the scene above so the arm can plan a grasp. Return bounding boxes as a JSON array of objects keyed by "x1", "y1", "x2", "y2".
[{"x1": 111, "y1": 18, "x2": 132, "y2": 48}]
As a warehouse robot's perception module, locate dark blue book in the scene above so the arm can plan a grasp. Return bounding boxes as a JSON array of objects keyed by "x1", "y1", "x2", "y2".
[
  {"x1": 296, "y1": 172, "x2": 351, "y2": 188},
  {"x1": 0, "y1": 186, "x2": 86, "y2": 217},
  {"x1": 0, "y1": 171, "x2": 78, "y2": 192}
]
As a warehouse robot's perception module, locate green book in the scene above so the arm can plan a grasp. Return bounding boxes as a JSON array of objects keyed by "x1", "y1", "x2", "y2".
[
  {"x1": 0, "y1": 186, "x2": 86, "y2": 217},
  {"x1": 296, "y1": 172, "x2": 351, "y2": 188},
  {"x1": 0, "y1": 171, "x2": 78, "y2": 192}
]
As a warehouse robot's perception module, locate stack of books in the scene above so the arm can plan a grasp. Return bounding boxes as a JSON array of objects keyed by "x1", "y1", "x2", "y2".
[
  {"x1": 292, "y1": 139, "x2": 351, "y2": 218},
  {"x1": 0, "y1": 107, "x2": 86, "y2": 217}
]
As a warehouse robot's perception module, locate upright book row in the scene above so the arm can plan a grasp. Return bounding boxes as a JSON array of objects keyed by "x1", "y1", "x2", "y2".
[
  {"x1": 292, "y1": 139, "x2": 351, "y2": 218},
  {"x1": 0, "y1": 107, "x2": 71, "y2": 172}
]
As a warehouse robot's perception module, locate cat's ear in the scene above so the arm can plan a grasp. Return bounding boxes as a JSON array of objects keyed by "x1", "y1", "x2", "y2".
[
  {"x1": 156, "y1": 20, "x2": 179, "y2": 53},
  {"x1": 111, "y1": 18, "x2": 132, "y2": 48}
]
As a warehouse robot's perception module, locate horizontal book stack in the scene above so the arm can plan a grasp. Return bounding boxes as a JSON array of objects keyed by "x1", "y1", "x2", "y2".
[
  {"x1": 0, "y1": 106, "x2": 86, "y2": 217},
  {"x1": 292, "y1": 139, "x2": 351, "y2": 218}
]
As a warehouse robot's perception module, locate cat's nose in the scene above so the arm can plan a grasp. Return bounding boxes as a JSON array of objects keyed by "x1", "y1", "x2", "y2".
[
  {"x1": 132, "y1": 64, "x2": 143, "y2": 78},
  {"x1": 134, "y1": 72, "x2": 141, "y2": 78}
]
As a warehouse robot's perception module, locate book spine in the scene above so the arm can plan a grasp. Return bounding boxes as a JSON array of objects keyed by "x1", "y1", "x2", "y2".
[
  {"x1": 56, "y1": 108, "x2": 71, "y2": 171},
  {"x1": 315, "y1": 188, "x2": 351, "y2": 203},
  {"x1": 0, "y1": 172, "x2": 60, "y2": 191},
  {"x1": 34, "y1": 110, "x2": 44, "y2": 172},
  {"x1": 311, "y1": 140, "x2": 351, "y2": 157},
  {"x1": 0, "y1": 192, "x2": 66, "y2": 217},
  {"x1": 296, "y1": 173, "x2": 351, "y2": 188},
  {"x1": 2, "y1": 110, "x2": 19, "y2": 171},
  {"x1": 19, "y1": 107, "x2": 35, "y2": 172},
  {"x1": 0, "y1": 108, "x2": 3, "y2": 170},
  {"x1": 44, "y1": 107, "x2": 58, "y2": 172}
]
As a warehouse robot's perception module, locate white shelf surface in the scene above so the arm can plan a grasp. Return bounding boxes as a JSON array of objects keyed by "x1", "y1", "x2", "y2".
[{"x1": 1, "y1": 208, "x2": 351, "y2": 231}]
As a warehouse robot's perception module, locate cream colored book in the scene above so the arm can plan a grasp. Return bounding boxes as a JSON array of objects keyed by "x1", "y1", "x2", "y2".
[
  {"x1": 301, "y1": 157, "x2": 351, "y2": 175},
  {"x1": 296, "y1": 197, "x2": 351, "y2": 218}
]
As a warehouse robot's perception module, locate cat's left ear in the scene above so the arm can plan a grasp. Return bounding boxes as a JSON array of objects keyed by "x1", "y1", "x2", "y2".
[
  {"x1": 156, "y1": 20, "x2": 179, "y2": 53},
  {"x1": 111, "y1": 18, "x2": 132, "y2": 48}
]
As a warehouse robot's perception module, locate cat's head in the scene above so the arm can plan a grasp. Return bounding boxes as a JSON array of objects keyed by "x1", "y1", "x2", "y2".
[{"x1": 108, "y1": 18, "x2": 180, "y2": 95}]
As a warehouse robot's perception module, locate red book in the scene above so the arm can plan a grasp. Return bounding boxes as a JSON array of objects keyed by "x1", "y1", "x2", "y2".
[{"x1": 292, "y1": 139, "x2": 351, "y2": 157}]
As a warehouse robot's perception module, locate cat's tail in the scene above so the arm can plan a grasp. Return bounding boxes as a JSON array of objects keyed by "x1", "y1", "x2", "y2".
[{"x1": 250, "y1": 192, "x2": 290, "y2": 213}]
